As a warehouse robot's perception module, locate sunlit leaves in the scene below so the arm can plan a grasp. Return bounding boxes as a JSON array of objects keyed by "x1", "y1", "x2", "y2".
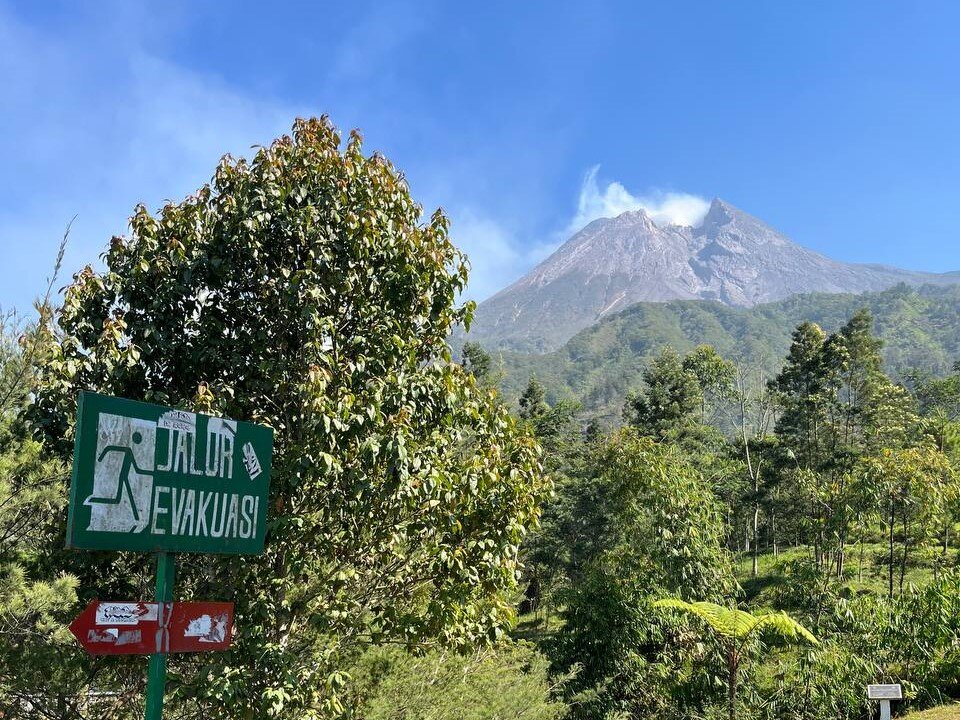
[{"x1": 32, "y1": 117, "x2": 547, "y2": 718}]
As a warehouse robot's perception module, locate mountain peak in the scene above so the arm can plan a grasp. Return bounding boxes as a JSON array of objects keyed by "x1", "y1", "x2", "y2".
[
  {"x1": 701, "y1": 197, "x2": 742, "y2": 228},
  {"x1": 611, "y1": 207, "x2": 657, "y2": 228},
  {"x1": 459, "y1": 199, "x2": 960, "y2": 353},
  {"x1": 698, "y1": 198, "x2": 787, "y2": 246},
  {"x1": 574, "y1": 207, "x2": 653, "y2": 234}
]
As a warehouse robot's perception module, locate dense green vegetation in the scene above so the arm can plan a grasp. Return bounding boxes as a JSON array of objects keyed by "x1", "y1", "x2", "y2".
[
  {"x1": 3, "y1": 117, "x2": 960, "y2": 719},
  {"x1": 508, "y1": 307, "x2": 960, "y2": 719},
  {"x1": 2, "y1": 119, "x2": 551, "y2": 719},
  {"x1": 495, "y1": 284, "x2": 960, "y2": 419}
]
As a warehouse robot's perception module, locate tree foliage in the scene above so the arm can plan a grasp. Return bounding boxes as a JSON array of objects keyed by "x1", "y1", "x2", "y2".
[
  {"x1": 0, "y1": 311, "x2": 78, "y2": 717},
  {"x1": 653, "y1": 599, "x2": 817, "y2": 720},
  {"x1": 461, "y1": 341, "x2": 492, "y2": 383},
  {"x1": 551, "y1": 430, "x2": 735, "y2": 719},
  {"x1": 653, "y1": 599, "x2": 817, "y2": 647},
  {"x1": 29, "y1": 117, "x2": 548, "y2": 718},
  {"x1": 346, "y1": 642, "x2": 564, "y2": 720},
  {"x1": 515, "y1": 307, "x2": 960, "y2": 720},
  {"x1": 624, "y1": 346, "x2": 702, "y2": 438}
]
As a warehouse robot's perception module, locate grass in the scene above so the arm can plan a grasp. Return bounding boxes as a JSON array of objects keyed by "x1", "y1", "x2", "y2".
[
  {"x1": 903, "y1": 704, "x2": 960, "y2": 719},
  {"x1": 734, "y1": 542, "x2": 957, "y2": 605}
]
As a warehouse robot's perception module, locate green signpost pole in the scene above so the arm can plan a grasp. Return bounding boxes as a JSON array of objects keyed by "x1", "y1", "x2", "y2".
[
  {"x1": 145, "y1": 552, "x2": 175, "y2": 720},
  {"x1": 65, "y1": 392, "x2": 274, "y2": 715}
]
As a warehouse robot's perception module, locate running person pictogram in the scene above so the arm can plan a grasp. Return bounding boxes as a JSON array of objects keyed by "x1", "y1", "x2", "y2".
[
  {"x1": 86, "y1": 431, "x2": 152, "y2": 522},
  {"x1": 85, "y1": 414, "x2": 157, "y2": 533}
]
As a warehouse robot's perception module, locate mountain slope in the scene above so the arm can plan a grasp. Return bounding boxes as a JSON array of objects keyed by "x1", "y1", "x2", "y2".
[
  {"x1": 495, "y1": 284, "x2": 960, "y2": 419},
  {"x1": 463, "y1": 199, "x2": 960, "y2": 352}
]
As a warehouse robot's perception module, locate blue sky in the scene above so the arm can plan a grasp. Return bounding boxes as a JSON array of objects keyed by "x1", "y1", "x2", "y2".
[{"x1": 3, "y1": 1, "x2": 960, "y2": 313}]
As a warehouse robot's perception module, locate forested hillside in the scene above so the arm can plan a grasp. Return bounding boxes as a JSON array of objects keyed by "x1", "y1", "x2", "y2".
[
  {"x1": 496, "y1": 283, "x2": 960, "y2": 417},
  {"x1": 501, "y1": 309, "x2": 960, "y2": 719}
]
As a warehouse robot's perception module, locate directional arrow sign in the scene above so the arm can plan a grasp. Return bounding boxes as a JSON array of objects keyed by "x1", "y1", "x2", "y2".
[
  {"x1": 164, "y1": 601, "x2": 234, "y2": 653},
  {"x1": 70, "y1": 601, "x2": 157, "y2": 654},
  {"x1": 70, "y1": 600, "x2": 233, "y2": 655}
]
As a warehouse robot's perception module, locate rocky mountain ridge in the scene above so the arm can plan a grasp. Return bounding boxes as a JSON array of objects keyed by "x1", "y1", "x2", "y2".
[{"x1": 461, "y1": 199, "x2": 960, "y2": 352}]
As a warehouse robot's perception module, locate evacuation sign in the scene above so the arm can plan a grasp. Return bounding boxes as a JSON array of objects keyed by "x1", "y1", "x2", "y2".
[{"x1": 66, "y1": 392, "x2": 273, "y2": 554}]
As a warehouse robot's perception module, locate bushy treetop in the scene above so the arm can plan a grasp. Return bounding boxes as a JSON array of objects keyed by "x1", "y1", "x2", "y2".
[{"x1": 30, "y1": 117, "x2": 548, "y2": 718}]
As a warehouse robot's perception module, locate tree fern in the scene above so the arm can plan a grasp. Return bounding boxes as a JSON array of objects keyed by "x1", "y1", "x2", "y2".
[{"x1": 653, "y1": 598, "x2": 817, "y2": 720}]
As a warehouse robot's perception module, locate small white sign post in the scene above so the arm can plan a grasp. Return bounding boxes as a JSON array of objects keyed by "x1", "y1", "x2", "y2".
[{"x1": 867, "y1": 684, "x2": 901, "y2": 720}]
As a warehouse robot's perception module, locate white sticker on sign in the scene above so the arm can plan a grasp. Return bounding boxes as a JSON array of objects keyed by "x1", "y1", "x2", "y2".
[
  {"x1": 242, "y1": 442, "x2": 262, "y2": 480},
  {"x1": 184, "y1": 613, "x2": 229, "y2": 643},
  {"x1": 95, "y1": 602, "x2": 157, "y2": 626}
]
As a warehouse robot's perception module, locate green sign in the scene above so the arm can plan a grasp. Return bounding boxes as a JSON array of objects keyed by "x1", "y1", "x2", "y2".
[{"x1": 67, "y1": 392, "x2": 273, "y2": 555}]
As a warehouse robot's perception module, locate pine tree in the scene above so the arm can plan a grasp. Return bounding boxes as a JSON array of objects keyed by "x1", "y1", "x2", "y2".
[
  {"x1": 519, "y1": 377, "x2": 549, "y2": 420},
  {"x1": 624, "y1": 346, "x2": 703, "y2": 438}
]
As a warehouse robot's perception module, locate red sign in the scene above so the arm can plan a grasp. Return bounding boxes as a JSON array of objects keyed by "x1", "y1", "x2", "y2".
[{"x1": 70, "y1": 600, "x2": 233, "y2": 655}]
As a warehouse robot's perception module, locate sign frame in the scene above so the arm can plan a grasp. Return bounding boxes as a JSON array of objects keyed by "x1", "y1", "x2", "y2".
[
  {"x1": 867, "y1": 684, "x2": 902, "y2": 700},
  {"x1": 67, "y1": 391, "x2": 273, "y2": 555},
  {"x1": 70, "y1": 598, "x2": 234, "y2": 655},
  {"x1": 66, "y1": 392, "x2": 274, "y2": 720}
]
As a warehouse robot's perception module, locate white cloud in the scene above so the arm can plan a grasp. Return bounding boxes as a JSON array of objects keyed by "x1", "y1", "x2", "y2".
[
  {"x1": 0, "y1": 6, "x2": 303, "y2": 312},
  {"x1": 449, "y1": 209, "x2": 557, "y2": 302},
  {"x1": 567, "y1": 166, "x2": 710, "y2": 234},
  {"x1": 448, "y1": 169, "x2": 712, "y2": 303}
]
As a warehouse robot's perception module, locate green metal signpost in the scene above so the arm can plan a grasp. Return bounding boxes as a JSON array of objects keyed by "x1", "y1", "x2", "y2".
[
  {"x1": 146, "y1": 552, "x2": 175, "y2": 720},
  {"x1": 67, "y1": 391, "x2": 273, "y2": 719}
]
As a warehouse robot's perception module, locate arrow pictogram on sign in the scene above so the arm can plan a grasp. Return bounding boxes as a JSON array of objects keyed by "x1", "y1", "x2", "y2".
[{"x1": 70, "y1": 600, "x2": 233, "y2": 655}]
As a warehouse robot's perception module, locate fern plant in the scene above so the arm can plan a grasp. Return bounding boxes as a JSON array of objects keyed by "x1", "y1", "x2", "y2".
[{"x1": 653, "y1": 599, "x2": 818, "y2": 720}]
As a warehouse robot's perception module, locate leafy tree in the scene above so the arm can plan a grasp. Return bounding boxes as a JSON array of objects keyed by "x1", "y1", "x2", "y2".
[
  {"x1": 624, "y1": 346, "x2": 702, "y2": 439},
  {"x1": 552, "y1": 431, "x2": 735, "y2": 719},
  {"x1": 0, "y1": 312, "x2": 78, "y2": 718},
  {"x1": 556, "y1": 568, "x2": 687, "y2": 719},
  {"x1": 878, "y1": 571, "x2": 960, "y2": 705},
  {"x1": 826, "y1": 311, "x2": 918, "y2": 576},
  {"x1": 909, "y1": 365, "x2": 960, "y2": 557},
  {"x1": 0, "y1": 230, "x2": 82, "y2": 719},
  {"x1": 733, "y1": 362, "x2": 777, "y2": 577},
  {"x1": 769, "y1": 321, "x2": 835, "y2": 472},
  {"x1": 763, "y1": 638, "x2": 876, "y2": 720},
  {"x1": 857, "y1": 447, "x2": 955, "y2": 597},
  {"x1": 826, "y1": 310, "x2": 915, "y2": 454},
  {"x1": 522, "y1": 474, "x2": 598, "y2": 623},
  {"x1": 346, "y1": 642, "x2": 565, "y2": 720},
  {"x1": 518, "y1": 377, "x2": 549, "y2": 421},
  {"x1": 31, "y1": 117, "x2": 548, "y2": 718},
  {"x1": 598, "y1": 432, "x2": 735, "y2": 598},
  {"x1": 683, "y1": 344, "x2": 736, "y2": 424},
  {"x1": 514, "y1": 384, "x2": 586, "y2": 622},
  {"x1": 770, "y1": 313, "x2": 919, "y2": 579},
  {"x1": 829, "y1": 309, "x2": 884, "y2": 446},
  {"x1": 910, "y1": 363, "x2": 960, "y2": 455},
  {"x1": 653, "y1": 599, "x2": 817, "y2": 720},
  {"x1": 461, "y1": 341, "x2": 492, "y2": 383}
]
